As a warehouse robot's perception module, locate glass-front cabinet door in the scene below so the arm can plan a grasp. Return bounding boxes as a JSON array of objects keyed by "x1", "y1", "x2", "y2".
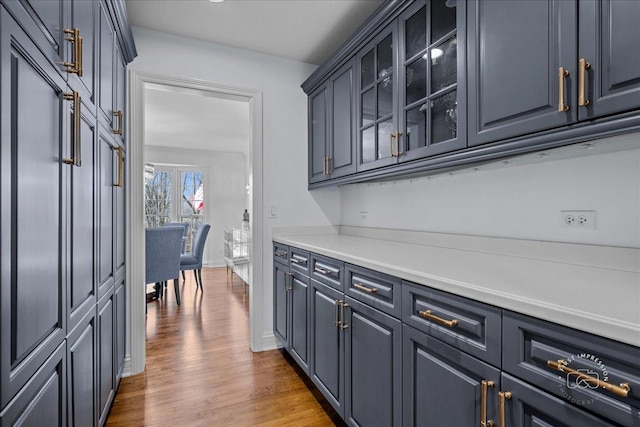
[
  {"x1": 356, "y1": 24, "x2": 399, "y2": 172},
  {"x1": 400, "y1": 0, "x2": 466, "y2": 162}
]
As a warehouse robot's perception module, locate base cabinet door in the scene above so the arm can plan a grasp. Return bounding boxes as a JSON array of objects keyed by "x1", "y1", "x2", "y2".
[
  {"x1": 501, "y1": 373, "x2": 613, "y2": 427},
  {"x1": 96, "y1": 291, "x2": 114, "y2": 426},
  {"x1": 67, "y1": 311, "x2": 96, "y2": 427},
  {"x1": 273, "y1": 261, "x2": 290, "y2": 349},
  {"x1": 309, "y1": 280, "x2": 344, "y2": 416},
  {"x1": 402, "y1": 325, "x2": 500, "y2": 427},
  {"x1": 344, "y1": 297, "x2": 401, "y2": 427},
  {"x1": 290, "y1": 272, "x2": 309, "y2": 372},
  {"x1": 114, "y1": 281, "x2": 126, "y2": 386}
]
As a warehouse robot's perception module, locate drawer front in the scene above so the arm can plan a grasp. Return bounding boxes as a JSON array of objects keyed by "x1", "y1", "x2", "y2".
[
  {"x1": 310, "y1": 253, "x2": 344, "y2": 291},
  {"x1": 289, "y1": 247, "x2": 310, "y2": 276},
  {"x1": 273, "y1": 242, "x2": 289, "y2": 265},
  {"x1": 402, "y1": 281, "x2": 501, "y2": 366},
  {"x1": 345, "y1": 264, "x2": 401, "y2": 318},
  {"x1": 503, "y1": 311, "x2": 640, "y2": 426}
]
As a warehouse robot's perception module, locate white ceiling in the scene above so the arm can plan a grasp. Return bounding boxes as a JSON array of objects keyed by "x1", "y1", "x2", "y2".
[
  {"x1": 133, "y1": 0, "x2": 384, "y2": 156},
  {"x1": 124, "y1": 0, "x2": 385, "y2": 65}
]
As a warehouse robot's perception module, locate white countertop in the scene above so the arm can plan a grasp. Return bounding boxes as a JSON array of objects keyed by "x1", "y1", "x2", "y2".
[{"x1": 273, "y1": 226, "x2": 640, "y2": 347}]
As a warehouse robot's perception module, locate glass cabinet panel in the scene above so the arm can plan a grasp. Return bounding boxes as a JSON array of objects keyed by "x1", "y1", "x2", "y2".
[
  {"x1": 430, "y1": 36, "x2": 457, "y2": 93},
  {"x1": 431, "y1": 0, "x2": 456, "y2": 42}
]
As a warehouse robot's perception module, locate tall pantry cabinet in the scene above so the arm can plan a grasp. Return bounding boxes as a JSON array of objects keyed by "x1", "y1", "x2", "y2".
[{"x1": 0, "y1": 1, "x2": 136, "y2": 425}]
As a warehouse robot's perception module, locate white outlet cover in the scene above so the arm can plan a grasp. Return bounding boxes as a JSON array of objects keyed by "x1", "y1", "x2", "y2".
[{"x1": 560, "y1": 210, "x2": 596, "y2": 229}]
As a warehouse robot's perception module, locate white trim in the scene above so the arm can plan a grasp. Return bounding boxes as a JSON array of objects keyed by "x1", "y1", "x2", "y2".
[
  {"x1": 127, "y1": 71, "x2": 264, "y2": 375},
  {"x1": 261, "y1": 332, "x2": 281, "y2": 352}
]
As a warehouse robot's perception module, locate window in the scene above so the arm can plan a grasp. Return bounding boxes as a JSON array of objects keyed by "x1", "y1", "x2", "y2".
[{"x1": 145, "y1": 167, "x2": 204, "y2": 253}]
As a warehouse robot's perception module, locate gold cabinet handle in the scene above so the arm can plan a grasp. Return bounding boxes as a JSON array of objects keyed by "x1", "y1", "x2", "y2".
[
  {"x1": 558, "y1": 67, "x2": 569, "y2": 112},
  {"x1": 284, "y1": 271, "x2": 293, "y2": 290},
  {"x1": 335, "y1": 299, "x2": 342, "y2": 327},
  {"x1": 64, "y1": 28, "x2": 82, "y2": 75},
  {"x1": 326, "y1": 157, "x2": 332, "y2": 175},
  {"x1": 547, "y1": 359, "x2": 631, "y2": 397},
  {"x1": 418, "y1": 309, "x2": 459, "y2": 328},
  {"x1": 290, "y1": 257, "x2": 303, "y2": 264},
  {"x1": 113, "y1": 146, "x2": 124, "y2": 187},
  {"x1": 63, "y1": 91, "x2": 81, "y2": 166},
  {"x1": 578, "y1": 58, "x2": 591, "y2": 107},
  {"x1": 389, "y1": 132, "x2": 403, "y2": 157},
  {"x1": 481, "y1": 380, "x2": 495, "y2": 427},
  {"x1": 353, "y1": 283, "x2": 378, "y2": 293},
  {"x1": 394, "y1": 131, "x2": 403, "y2": 157},
  {"x1": 113, "y1": 110, "x2": 123, "y2": 135},
  {"x1": 274, "y1": 250, "x2": 287, "y2": 257},
  {"x1": 340, "y1": 301, "x2": 349, "y2": 329},
  {"x1": 498, "y1": 391, "x2": 511, "y2": 427}
]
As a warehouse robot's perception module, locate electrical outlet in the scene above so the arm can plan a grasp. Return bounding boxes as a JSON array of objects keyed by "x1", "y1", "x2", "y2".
[
  {"x1": 560, "y1": 210, "x2": 595, "y2": 229},
  {"x1": 360, "y1": 211, "x2": 368, "y2": 221}
]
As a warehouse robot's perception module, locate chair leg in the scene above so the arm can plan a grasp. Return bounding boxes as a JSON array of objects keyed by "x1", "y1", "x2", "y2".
[
  {"x1": 197, "y1": 269, "x2": 203, "y2": 291},
  {"x1": 173, "y1": 278, "x2": 181, "y2": 306},
  {"x1": 182, "y1": 270, "x2": 186, "y2": 282},
  {"x1": 193, "y1": 270, "x2": 199, "y2": 289}
]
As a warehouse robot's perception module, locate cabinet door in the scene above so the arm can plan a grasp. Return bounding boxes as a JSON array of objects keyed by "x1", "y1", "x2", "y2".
[
  {"x1": 113, "y1": 43, "x2": 126, "y2": 143},
  {"x1": 66, "y1": 311, "x2": 96, "y2": 427},
  {"x1": 273, "y1": 261, "x2": 290, "y2": 349},
  {"x1": 97, "y1": 291, "x2": 114, "y2": 426},
  {"x1": 402, "y1": 325, "x2": 500, "y2": 427},
  {"x1": 399, "y1": 0, "x2": 466, "y2": 162},
  {"x1": 290, "y1": 272, "x2": 309, "y2": 373},
  {"x1": 98, "y1": 1, "x2": 114, "y2": 126},
  {"x1": 114, "y1": 280, "x2": 126, "y2": 386},
  {"x1": 114, "y1": 147, "x2": 125, "y2": 279},
  {"x1": 578, "y1": 0, "x2": 640, "y2": 121},
  {"x1": 344, "y1": 297, "x2": 402, "y2": 427},
  {"x1": 357, "y1": 23, "x2": 399, "y2": 172},
  {"x1": 309, "y1": 280, "x2": 344, "y2": 416},
  {"x1": 467, "y1": 0, "x2": 577, "y2": 147},
  {"x1": 308, "y1": 84, "x2": 329, "y2": 184},
  {"x1": 328, "y1": 59, "x2": 357, "y2": 179},
  {"x1": 97, "y1": 130, "x2": 115, "y2": 297},
  {"x1": 69, "y1": 0, "x2": 96, "y2": 108},
  {"x1": 0, "y1": 10, "x2": 67, "y2": 407},
  {"x1": 68, "y1": 105, "x2": 97, "y2": 333},
  {"x1": 501, "y1": 373, "x2": 614, "y2": 427}
]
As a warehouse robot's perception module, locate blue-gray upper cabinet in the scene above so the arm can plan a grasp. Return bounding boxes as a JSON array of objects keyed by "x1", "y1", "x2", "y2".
[
  {"x1": 69, "y1": 0, "x2": 98, "y2": 113},
  {"x1": 402, "y1": 324, "x2": 500, "y2": 427},
  {"x1": 396, "y1": 0, "x2": 466, "y2": 162},
  {"x1": 97, "y1": 0, "x2": 115, "y2": 129},
  {"x1": 468, "y1": 0, "x2": 640, "y2": 147},
  {"x1": 467, "y1": 0, "x2": 577, "y2": 147},
  {"x1": 578, "y1": 0, "x2": 640, "y2": 121},
  {"x1": 309, "y1": 59, "x2": 357, "y2": 184},
  {"x1": 344, "y1": 296, "x2": 402, "y2": 427}
]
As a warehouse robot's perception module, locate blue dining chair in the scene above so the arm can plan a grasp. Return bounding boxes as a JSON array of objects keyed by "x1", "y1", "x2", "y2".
[
  {"x1": 163, "y1": 222, "x2": 189, "y2": 254},
  {"x1": 145, "y1": 226, "x2": 184, "y2": 306},
  {"x1": 180, "y1": 223, "x2": 211, "y2": 290}
]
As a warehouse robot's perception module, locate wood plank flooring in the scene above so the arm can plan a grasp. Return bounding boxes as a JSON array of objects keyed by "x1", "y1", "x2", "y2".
[{"x1": 107, "y1": 267, "x2": 345, "y2": 427}]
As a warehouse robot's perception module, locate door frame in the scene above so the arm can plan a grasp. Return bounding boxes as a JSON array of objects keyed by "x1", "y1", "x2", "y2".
[{"x1": 126, "y1": 71, "x2": 264, "y2": 375}]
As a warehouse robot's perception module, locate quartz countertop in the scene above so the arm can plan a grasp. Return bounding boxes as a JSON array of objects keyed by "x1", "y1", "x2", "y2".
[{"x1": 273, "y1": 227, "x2": 640, "y2": 347}]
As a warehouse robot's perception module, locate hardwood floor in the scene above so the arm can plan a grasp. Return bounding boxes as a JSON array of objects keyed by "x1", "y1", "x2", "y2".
[{"x1": 107, "y1": 267, "x2": 345, "y2": 427}]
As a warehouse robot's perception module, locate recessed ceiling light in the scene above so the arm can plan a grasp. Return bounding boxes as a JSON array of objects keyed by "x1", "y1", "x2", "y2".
[{"x1": 208, "y1": 0, "x2": 224, "y2": 3}]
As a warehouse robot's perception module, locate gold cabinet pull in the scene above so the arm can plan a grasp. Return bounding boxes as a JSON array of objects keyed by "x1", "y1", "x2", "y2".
[
  {"x1": 113, "y1": 110, "x2": 123, "y2": 135},
  {"x1": 290, "y1": 257, "x2": 303, "y2": 264},
  {"x1": 418, "y1": 309, "x2": 459, "y2": 328},
  {"x1": 394, "y1": 131, "x2": 403, "y2": 157},
  {"x1": 314, "y1": 266, "x2": 330, "y2": 275},
  {"x1": 498, "y1": 391, "x2": 511, "y2": 427},
  {"x1": 481, "y1": 380, "x2": 495, "y2": 427},
  {"x1": 558, "y1": 67, "x2": 569, "y2": 112},
  {"x1": 113, "y1": 146, "x2": 124, "y2": 187},
  {"x1": 62, "y1": 91, "x2": 81, "y2": 166},
  {"x1": 340, "y1": 301, "x2": 349, "y2": 329},
  {"x1": 547, "y1": 359, "x2": 631, "y2": 397},
  {"x1": 578, "y1": 58, "x2": 591, "y2": 107},
  {"x1": 326, "y1": 157, "x2": 332, "y2": 175},
  {"x1": 284, "y1": 271, "x2": 293, "y2": 290},
  {"x1": 335, "y1": 299, "x2": 342, "y2": 327},
  {"x1": 389, "y1": 132, "x2": 403, "y2": 157},
  {"x1": 274, "y1": 250, "x2": 287, "y2": 257},
  {"x1": 63, "y1": 28, "x2": 83, "y2": 75},
  {"x1": 353, "y1": 283, "x2": 378, "y2": 293}
]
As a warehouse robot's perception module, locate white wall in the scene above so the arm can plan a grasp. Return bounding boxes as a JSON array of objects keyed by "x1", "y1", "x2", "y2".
[
  {"x1": 129, "y1": 28, "x2": 341, "y2": 345},
  {"x1": 340, "y1": 137, "x2": 640, "y2": 248},
  {"x1": 145, "y1": 146, "x2": 248, "y2": 266}
]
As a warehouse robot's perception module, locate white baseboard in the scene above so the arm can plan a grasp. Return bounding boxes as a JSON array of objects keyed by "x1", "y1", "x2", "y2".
[{"x1": 258, "y1": 332, "x2": 281, "y2": 352}]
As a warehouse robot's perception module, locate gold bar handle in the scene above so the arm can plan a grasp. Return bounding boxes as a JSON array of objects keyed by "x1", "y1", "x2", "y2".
[
  {"x1": 63, "y1": 91, "x2": 81, "y2": 166},
  {"x1": 547, "y1": 359, "x2": 631, "y2": 398},
  {"x1": 114, "y1": 110, "x2": 123, "y2": 135},
  {"x1": 63, "y1": 28, "x2": 81, "y2": 74},
  {"x1": 394, "y1": 131, "x2": 403, "y2": 157},
  {"x1": 335, "y1": 300, "x2": 341, "y2": 327},
  {"x1": 481, "y1": 380, "x2": 495, "y2": 427},
  {"x1": 314, "y1": 267, "x2": 330, "y2": 275},
  {"x1": 290, "y1": 257, "x2": 302, "y2": 264},
  {"x1": 578, "y1": 58, "x2": 590, "y2": 107},
  {"x1": 558, "y1": 67, "x2": 569, "y2": 112},
  {"x1": 498, "y1": 391, "x2": 511, "y2": 427},
  {"x1": 418, "y1": 309, "x2": 459, "y2": 328},
  {"x1": 326, "y1": 157, "x2": 332, "y2": 175},
  {"x1": 353, "y1": 283, "x2": 378, "y2": 294},
  {"x1": 340, "y1": 301, "x2": 349, "y2": 329},
  {"x1": 114, "y1": 146, "x2": 124, "y2": 187},
  {"x1": 274, "y1": 251, "x2": 287, "y2": 257},
  {"x1": 284, "y1": 272, "x2": 293, "y2": 290}
]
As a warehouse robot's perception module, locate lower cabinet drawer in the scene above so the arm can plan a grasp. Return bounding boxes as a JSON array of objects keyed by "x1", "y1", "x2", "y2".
[
  {"x1": 501, "y1": 373, "x2": 615, "y2": 427},
  {"x1": 345, "y1": 264, "x2": 401, "y2": 318},
  {"x1": 502, "y1": 311, "x2": 640, "y2": 426},
  {"x1": 273, "y1": 242, "x2": 289, "y2": 265},
  {"x1": 402, "y1": 281, "x2": 502, "y2": 366},
  {"x1": 289, "y1": 247, "x2": 310, "y2": 276},
  {"x1": 310, "y1": 253, "x2": 344, "y2": 291}
]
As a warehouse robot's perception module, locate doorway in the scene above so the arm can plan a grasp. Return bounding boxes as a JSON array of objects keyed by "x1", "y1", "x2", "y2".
[{"x1": 127, "y1": 71, "x2": 264, "y2": 375}]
